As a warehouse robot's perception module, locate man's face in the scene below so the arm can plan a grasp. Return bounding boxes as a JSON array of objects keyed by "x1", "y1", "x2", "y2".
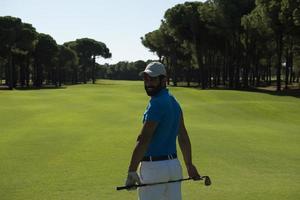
[{"x1": 143, "y1": 74, "x2": 162, "y2": 96}]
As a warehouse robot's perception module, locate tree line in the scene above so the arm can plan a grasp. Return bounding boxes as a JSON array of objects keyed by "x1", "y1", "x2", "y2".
[
  {"x1": 1, "y1": 0, "x2": 300, "y2": 91},
  {"x1": 0, "y1": 16, "x2": 111, "y2": 89},
  {"x1": 95, "y1": 60, "x2": 155, "y2": 80},
  {"x1": 141, "y1": 0, "x2": 300, "y2": 91}
]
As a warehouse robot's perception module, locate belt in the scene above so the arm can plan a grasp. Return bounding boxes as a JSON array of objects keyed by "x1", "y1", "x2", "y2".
[{"x1": 142, "y1": 153, "x2": 177, "y2": 162}]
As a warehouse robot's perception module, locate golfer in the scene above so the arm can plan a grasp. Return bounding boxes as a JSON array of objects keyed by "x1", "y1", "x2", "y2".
[{"x1": 125, "y1": 62, "x2": 201, "y2": 200}]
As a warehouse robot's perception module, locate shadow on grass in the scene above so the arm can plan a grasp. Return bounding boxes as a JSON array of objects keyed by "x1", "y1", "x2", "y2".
[
  {"x1": 173, "y1": 84, "x2": 300, "y2": 99},
  {"x1": 0, "y1": 85, "x2": 67, "y2": 91},
  {"x1": 94, "y1": 82, "x2": 118, "y2": 86},
  {"x1": 94, "y1": 80, "x2": 142, "y2": 86},
  {"x1": 249, "y1": 88, "x2": 300, "y2": 99}
]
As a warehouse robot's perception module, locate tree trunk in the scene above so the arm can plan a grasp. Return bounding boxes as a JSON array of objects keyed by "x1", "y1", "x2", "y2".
[
  {"x1": 195, "y1": 54, "x2": 201, "y2": 87},
  {"x1": 227, "y1": 40, "x2": 234, "y2": 89},
  {"x1": 83, "y1": 65, "x2": 87, "y2": 84},
  {"x1": 216, "y1": 59, "x2": 221, "y2": 86},
  {"x1": 234, "y1": 65, "x2": 240, "y2": 89},
  {"x1": 25, "y1": 56, "x2": 30, "y2": 87},
  {"x1": 256, "y1": 67, "x2": 261, "y2": 87},
  {"x1": 20, "y1": 63, "x2": 25, "y2": 87},
  {"x1": 92, "y1": 56, "x2": 96, "y2": 84},
  {"x1": 171, "y1": 55, "x2": 177, "y2": 87},
  {"x1": 192, "y1": 35, "x2": 204, "y2": 88},
  {"x1": 213, "y1": 54, "x2": 219, "y2": 88},
  {"x1": 209, "y1": 52, "x2": 215, "y2": 88},
  {"x1": 289, "y1": 52, "x2": 294, "y2": 83},
  {"x1": 5, "y1": 54, "x2": 13, "y2": 90},
  {"x1": 268, "y1": 57, "x2": 272, "y2": 86},
  {"x1": 234, "y1": 36, "x2": 243, "y2": 89},
  {"x1": 186, "y1": 66, "x2": 191, "y2": 87},
  {"x1": 289, "y1": 50, "x2": 294, "y2": 84},
  {"x1": 0, "y1": 66, "x2": 2, "y2": 85},
  {"x1": 243, "y1": 31, "x2": 250, "y2": 88},
  {"x1": 285, "y1": 48, "x2": 290, "y2": 90},
  {"x1": 165, "y1": 57, "x2": 171, "y2": 85},
  {"x1": 234, "y1": 52, "x2": 241, "y2": 89},
  {"x1": 243, "y1": 55, "x2": 249, "y2": 88},
  {"x1": 254, "y1": 55, "x2": 260, "y2": 87},
  {"x1": 33, "y1": 61, "x2": 37, "y2": 87},
  {"x1": 222, "y1": 55, "x2": 226, "y2": 86},
  {"x1": 9, "y1": 54, "x2": 13, "y2": 89},
  {"x1": 276, "y1": 32, "x2": 283, "y2": 91},
  {"x1": 35, "y1": 61, "x2": 43, "y2": 88},
  {"x1": 250, "y1": 68, "x2": 255, "y2": 86},
  {"x1": 38, "y1": 64, "x2": 43, "y2": 87},
  {"x1": 12, "y1": 57, "x2": 18, "y2": 88},
  {"x1": 196, "y1": 55, "x2": 202, "y2": 87},
  {"x1": 228, "y1": 60, "x2": 234, "y2": 89},
  {"x1": 72, "y1": 66, "x2": 77, "y2": 84}
]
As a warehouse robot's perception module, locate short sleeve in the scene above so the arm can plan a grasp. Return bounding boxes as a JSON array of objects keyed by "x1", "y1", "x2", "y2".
[{"x1": 143, "y1": 100, "x2": 164, "y2": 122}]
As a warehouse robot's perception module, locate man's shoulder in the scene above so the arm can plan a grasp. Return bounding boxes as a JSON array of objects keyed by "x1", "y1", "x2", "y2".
[
  {"x1": 149, "y1": 96, "x2": 162, "y2": 108},
  {"x1": 151, "y1": 92, "x2": 179, "y2": 107}
]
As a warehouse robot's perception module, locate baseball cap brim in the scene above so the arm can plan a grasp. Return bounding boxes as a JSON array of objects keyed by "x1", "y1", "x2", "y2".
[{"x1": 139, "y1": 70, "x2": 161, "y2": 77}]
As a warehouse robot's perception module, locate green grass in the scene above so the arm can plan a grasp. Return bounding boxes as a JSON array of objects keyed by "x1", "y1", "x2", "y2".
[{"x1": 0, "y1": 80, "x2": 299, "y2": 200}]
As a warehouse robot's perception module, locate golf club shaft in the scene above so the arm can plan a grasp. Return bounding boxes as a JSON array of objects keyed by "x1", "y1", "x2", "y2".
[{"x1": 117, "y1": 177, "x2": 193, "y2": 191}]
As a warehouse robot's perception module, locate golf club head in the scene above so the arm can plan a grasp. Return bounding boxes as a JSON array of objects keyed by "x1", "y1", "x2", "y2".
[{"x1": 203, "y1": 176, "x2": 211, "y2": 186}]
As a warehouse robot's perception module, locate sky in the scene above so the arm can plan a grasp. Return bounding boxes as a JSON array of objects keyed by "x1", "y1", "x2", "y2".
[{"x1": 1, "y1": 0, "x2": 204, "y2": 64}]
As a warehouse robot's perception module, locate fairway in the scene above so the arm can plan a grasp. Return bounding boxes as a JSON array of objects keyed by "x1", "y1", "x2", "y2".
[{"x1": 0, "y1": 80, "x2": 299, "y2": 200}]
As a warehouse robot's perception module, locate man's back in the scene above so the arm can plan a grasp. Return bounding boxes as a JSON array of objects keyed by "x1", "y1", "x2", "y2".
[{"x1": 143, "y1": 88, "x2": 181, "y2": 157}]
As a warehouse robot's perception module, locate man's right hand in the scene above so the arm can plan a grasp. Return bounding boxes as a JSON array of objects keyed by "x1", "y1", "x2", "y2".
[
  {"x1": 125, "y1": 171, "x2": 141, "y2": 190},
  {"x1": 187, "y1": 164, "x2": 201, "y2": 180}
]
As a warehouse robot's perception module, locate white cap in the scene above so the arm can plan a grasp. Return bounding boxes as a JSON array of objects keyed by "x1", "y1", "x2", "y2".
[{"x1": 139, "y1": 62, "x2": 166, "y2": 77}]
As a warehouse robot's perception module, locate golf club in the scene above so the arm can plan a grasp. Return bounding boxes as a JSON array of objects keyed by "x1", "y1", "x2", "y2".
[{"x1": 116, "y1": 175, "x2": 211, "y2": 191}]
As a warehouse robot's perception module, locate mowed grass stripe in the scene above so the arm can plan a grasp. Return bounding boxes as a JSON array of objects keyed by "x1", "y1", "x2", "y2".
[{"x1": 0, "y1": 80, "x2": 299, "y2": 200}]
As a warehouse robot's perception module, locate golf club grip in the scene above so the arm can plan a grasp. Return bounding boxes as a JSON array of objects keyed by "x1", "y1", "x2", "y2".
[
  {"x1": 116, "y1": 186, "x2": 127, "y2": 191},
  {"x1": 116, "y1": 183, "x2": 147, "y2": 190},
  {"x1": 116, "y1": 186, "x2": 132, "y2": 190}
]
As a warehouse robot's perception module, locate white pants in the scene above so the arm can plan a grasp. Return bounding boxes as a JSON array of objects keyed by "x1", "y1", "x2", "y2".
[{"x1": 138, "y1": 159, "x2": 183, "y2": 200}]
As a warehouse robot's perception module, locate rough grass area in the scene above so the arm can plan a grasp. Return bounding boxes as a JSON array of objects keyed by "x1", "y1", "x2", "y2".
[{"x1": 0, "y1": 80, "x2": 299, "y2": 200}]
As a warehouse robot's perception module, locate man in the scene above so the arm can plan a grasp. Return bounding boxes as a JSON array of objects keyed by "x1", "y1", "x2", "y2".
[{"x1": 125, "y1": 62, "x2": 201, "y2": 200}]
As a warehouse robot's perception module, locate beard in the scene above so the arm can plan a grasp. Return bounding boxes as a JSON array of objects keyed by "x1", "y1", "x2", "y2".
[{"x1": 144, "y1": 84, "x2": 163, "y2": 96}]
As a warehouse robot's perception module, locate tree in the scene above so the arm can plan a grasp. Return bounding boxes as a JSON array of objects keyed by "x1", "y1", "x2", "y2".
[
  {"x1": 15, "y1": 23, "x2": 37, "y2": 87},
  {"x1": 57, "y1": 45, "x2": 78, "y2": 85},
  {"x1": 65, "y1": 38, "x2": 111, "y2": 84},
  {"x1": 103, "y1": 60, "x2": 148, "y2": 80},
  {"x1": 0, "y1": 16, "x2": 22, "y2": 89},
  {"x1": 33, "y1": 33, "x2": 58, "y2": 87},
  {"x1": 281, "y1": 0, "x2": 300, "y2": 88},
  {"x1": 142, "y1": 21, "x2": 194, "y2": 86},
  {"x1": 90, "y1": 41, "x2": 111, "y2": 84},
  {"x1": 256, "y1": 0, "x2": 285, "y2": 91},
  {"x1": 141, "y1": 29, "x2": 166, "y2": 61},
  {"x1": 213, "y1": 0, "x2": 255, "y2": 88},
  {"x1": 164, "y1": 2, "x2": 208, "y2": 88},
  {"x1": 241, "y1": 6, "x2": 273, "y2": 87}
]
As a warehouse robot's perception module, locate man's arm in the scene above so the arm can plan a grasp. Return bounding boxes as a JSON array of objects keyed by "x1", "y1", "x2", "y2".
[
  {"x1": 128, "y1": 121, "x2": 157, "y2": 172},
  {"x1": 178, "y1": 112, "x2": 201, "y2": 180}
]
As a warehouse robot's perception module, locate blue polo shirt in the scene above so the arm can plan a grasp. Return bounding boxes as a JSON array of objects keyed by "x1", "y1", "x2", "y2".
[{"x1": 143, "y1": 88, "x2": 182, "y2": 157}]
